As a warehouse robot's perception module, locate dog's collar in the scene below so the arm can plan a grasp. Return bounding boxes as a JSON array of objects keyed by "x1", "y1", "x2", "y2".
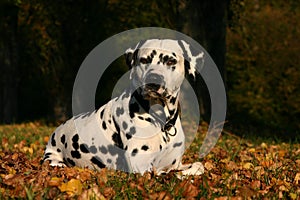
[
  {"x1": 130, "y1": 89, "x2": 179, "y2": 141},
  {"x1": 161, "y1": 109, "x2": 179, "y2": 141}
]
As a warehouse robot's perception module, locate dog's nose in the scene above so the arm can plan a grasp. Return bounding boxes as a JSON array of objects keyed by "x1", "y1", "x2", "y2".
[
  {"x1": 145, "y1": 74, "x2": 164, "y2": 90},
  {"x1": 145, "y1": 74, "x2": 164, "y2": 85}
]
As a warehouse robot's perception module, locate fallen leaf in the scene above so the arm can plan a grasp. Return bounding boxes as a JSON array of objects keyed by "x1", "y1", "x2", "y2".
[
  {"x1": 289, "y1": 193, "x2": 297, "y2": 200},
  {"x1": 78, "y1": 185, "x2": 105, "y2": 200},
  {"x1": 250, "y1": 180, "x2": 261, "y2": 190},
  {"x1": 293, "y1": 173, "x2": 300, "y2": 185},
  {"x1": 204, "y1": 161, "x2": 214, "y2": 171},
  {"x1": 261, "y1": 142, "x2": 267, "y2": 149},
  {"x1": 48, "y1": 177, "x2": 62, "y2": 187},
  {"x1": 242, "y1": 162, "x2": 254, "y2": 169},
  {"x1": 59, "y1": 179, "x2": 83, "y2": 196}
]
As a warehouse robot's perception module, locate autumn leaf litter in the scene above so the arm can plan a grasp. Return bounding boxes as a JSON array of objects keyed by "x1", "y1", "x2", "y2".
[{"x1": 0, "y1": 123, "x2": 299, "y2": 199}]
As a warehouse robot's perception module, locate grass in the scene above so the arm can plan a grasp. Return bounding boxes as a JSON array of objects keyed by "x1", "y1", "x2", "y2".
[{"x1": 0, "y1": 122, "x2": 299, "y2": 199}]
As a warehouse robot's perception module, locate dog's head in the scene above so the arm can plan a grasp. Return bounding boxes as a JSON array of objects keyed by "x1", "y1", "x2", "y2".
[{"x1": 125, "y1": 39, "x2": 204, "y2": 100}]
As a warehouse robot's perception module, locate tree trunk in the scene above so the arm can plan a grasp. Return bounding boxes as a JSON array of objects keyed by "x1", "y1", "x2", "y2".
[
  {"x1": 0, "y1": 3, "x2": 19, "y2": 124},
  {"x1": 178, "y1": 0, "x2": 228, "y2": 122}
]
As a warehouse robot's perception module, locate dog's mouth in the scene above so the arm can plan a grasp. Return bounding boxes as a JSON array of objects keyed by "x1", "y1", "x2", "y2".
[
  {"x1": 142, "y1": 84, "x2": 167, "y2": 100},
  {"x1": 141, "y1": 73, "x2": 167, "y2": 100}
]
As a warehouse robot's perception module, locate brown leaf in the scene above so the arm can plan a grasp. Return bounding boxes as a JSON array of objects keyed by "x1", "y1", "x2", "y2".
[
  {"x1": 78, "y1": 186, "x2": 105, "y2": 200},
  {"x1": 175, "y1": 179, "x2": 199, "y2": 198},
  {"x1": 250, "y1": 180, "x2": 261, "y2": 190},
  {"x1": 48, "y1": 177, "x2": 62, "y2": 187},
  {"x1": 204, "y1": 161, "x2": 214, "y2": 171}
]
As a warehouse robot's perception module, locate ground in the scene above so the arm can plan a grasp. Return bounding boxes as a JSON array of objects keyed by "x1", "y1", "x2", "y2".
[{"x1": 0, "y1": 122, "x2": 299, "y2": 199}]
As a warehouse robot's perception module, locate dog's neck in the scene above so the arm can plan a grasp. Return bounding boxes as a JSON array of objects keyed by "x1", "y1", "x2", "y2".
[{"x1": 128, "y1": 88, "x2": 180, "y2": 129}]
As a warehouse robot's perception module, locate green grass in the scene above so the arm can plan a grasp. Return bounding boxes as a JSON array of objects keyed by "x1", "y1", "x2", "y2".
[{"x1": 0, "y1": 122, "x2": 299, "y2": 199}]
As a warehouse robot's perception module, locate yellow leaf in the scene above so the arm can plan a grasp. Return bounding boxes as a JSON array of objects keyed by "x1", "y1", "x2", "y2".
[
  {"x1": 294, "y1": 173, "x2": 300, "y2": 185},
  {"x1": 243, "y1": 162, "x2": 254, "y2": 169},
  {"x1": 260, "y1": 142, "x2": 267, "y2": 149},
  {"x1": 289, "y1": 193, "x2": 297, "y2": 200},
  {"x1": 59, "y1": 179, "x2": 83, "y2": 196},
  {"x1": 248, "y1": 148, "x2": 256, "y2": 153}
]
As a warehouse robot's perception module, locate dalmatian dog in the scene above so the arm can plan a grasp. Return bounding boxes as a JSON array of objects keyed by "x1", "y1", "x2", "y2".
[{"x1": 42, "y1": 39, "x2": 205, "y2": 176}]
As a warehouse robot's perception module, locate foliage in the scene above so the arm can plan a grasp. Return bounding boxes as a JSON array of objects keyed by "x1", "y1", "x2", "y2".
[
  {"x1": 0, "y1": 123, "x2": 299, "y2": 199},
  {"x1": 227, "y1": 0, "x2": 300, "y2": 135}
]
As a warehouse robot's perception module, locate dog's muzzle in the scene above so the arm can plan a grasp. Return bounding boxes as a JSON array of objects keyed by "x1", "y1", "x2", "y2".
[{"x1": 143, "y1": 73, "x2": 165, "y2": 98}]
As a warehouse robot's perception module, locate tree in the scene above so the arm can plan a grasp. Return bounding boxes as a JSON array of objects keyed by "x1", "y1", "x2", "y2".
[
  {"x1": 177, "y1": 0, "x2": 229, "y2": 122},
  {"x1": 0, "y1": 2, "x2": 19, "y2": 123}
]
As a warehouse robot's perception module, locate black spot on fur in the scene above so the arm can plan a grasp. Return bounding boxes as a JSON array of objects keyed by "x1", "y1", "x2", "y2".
[
  {"x1": 112, "y1": 117, "x2": 120, "y2": 134},
  {"x1": 163, "y1": 55, "x2": 169, "y2": 64},
  {"x1": 80, "y1": 144, "x2": 90, "y2": 153},
  {"x1": 64, "y1": 142, "x2": 68, "y2": 148},
  {"x1": 159, "y1": 145, "x2": 162, "y2": 151},
  {"x1": 43, "y1": 154, "x2": 50, "y2": 160},
  {"x1": 44, "y1": 152, "x2": 52, "y2": 157},
  {"x1": 72, "y1": 134, "x2": 79, "y2": 143},
  {"x1": 126, "y1": 134, "x2": 132, "y2": 140},
  {"x1": 60, "y1": 134, "x2": 65, "y2": 144},
  {"x1": 100, "y1": 109, "x2": 105, "y2": 119},
  {"x1": 172, "y1": 52, "x2": 177, "y2": 57},
  {"x1": 131, "y1": 148, "x2": 138, "y2": 156},
  {"x1": 89, "y1": 145, "x2": 97, "y2": 154},
  {"x1": 91, "y1": 156, "x2": 106, "y2": 169},
  {"x1": 116, "y1": 107, "x2": 124, "y2": 117},
  {"x1": 152, "y1": 50, "x2": 157, "y2": 56},
  {"x1": 51, "y1": 132, "x2": 56, "y2": 147},
  {"x1": 71, "y1": 150, "x2": 81, "y2": 159},
  {"x1": 169, "y1": 109, "x2": 175, "y2": 116},
  {"x1": 138, "y1": 116, "x2": 144, "y2": 120},
  {"x1": 129, "y1": 127, "x2": 136, "y2": 135},
  {"x1": 163, "y1": 137, "x2": 167, "y2": 143},
  {"x1": 102, "y1": 121, "x2": 107, "y2": 130},
  {"x1": 99, "y1": 146, "x2": 108, "y2": 154},
  {"x1": 129, "y1": 102, "x2": 139, "y2": 118},
  {"x1": 145, "y1": 118, "x2": 151, "y2": 122},
  {"x1": 67, "y1": 158, "x2": 75, "y2": 166},
  {"x1": 72, "y1": 142, "x2": 79, "y2": 150},
  {"x1": 122, "y1": 121, "x2": 128, "y2": 130},
  {"x1": 170, "y1": 96, "x2": 177, "y2": 105},
  {"x1": 172, "y1": 159, "x2": 177, "y2": 165},
  {"x1": 112, "y1": 132, "x2": 123, "y2": 149},
  {"x1": 159, "y1": 53, "x2": 163, "y2": 59},
  {"x1": 141, "y1": 145, "x2": 149, "y2": 151},
  {"x1": 57, "y1": 148, "x2": 61, "y2": 152},
  {"x1": 173, "y1": 142, "x2": 183, "y2": 148},
  {"x1": 171, "y1": 66, "x2": 176, "y2": 71},
  {"x1": 147, "y1": 55, "x2": 153, "y2": 63}
]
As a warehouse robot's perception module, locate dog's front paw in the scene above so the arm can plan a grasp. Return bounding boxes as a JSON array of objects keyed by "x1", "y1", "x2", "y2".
[{"x1": 176, "y1": 162, "x2": 204, "y2": 179}]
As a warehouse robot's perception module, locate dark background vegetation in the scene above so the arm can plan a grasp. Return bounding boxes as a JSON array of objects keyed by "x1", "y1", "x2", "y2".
[{"x1": 0, "y1": 0, "x2": 299, "y2": 139}]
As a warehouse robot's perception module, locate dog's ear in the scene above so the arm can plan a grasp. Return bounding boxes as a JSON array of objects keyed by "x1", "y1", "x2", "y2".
[
  {"x1": 125, "y1": 41, "x2": 145, "y2": 68},
  {"x1": 178, "y1": 40, "x2": 205, "y2": 80},
  {"x1": 125, "y1": 48, "x2": 135, "y2": 68}
]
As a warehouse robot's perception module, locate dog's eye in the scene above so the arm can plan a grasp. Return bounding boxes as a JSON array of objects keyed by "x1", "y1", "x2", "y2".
[
  {"x1": 166, "y1": 59, "x2": 177, "y2": 66},
  {"x1": 140, "y1": 58, "x2": 148, "y2": 64}
]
